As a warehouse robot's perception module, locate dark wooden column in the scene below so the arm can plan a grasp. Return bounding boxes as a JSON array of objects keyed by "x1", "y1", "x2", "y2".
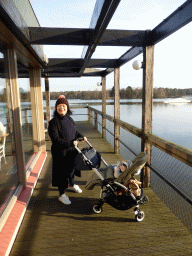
[
  {"x1": 94, "y1": 112, "x2": 97, "y2": 129},
  {"x1": 141, "y1": 45, "x2": 154, "y2": 187},
  {"x1": 102, "y1": 76, "x2": 106, "y2": 138},
  {"x1": 45, "y1": 77, "x2": 51, "y2": 126},
  {"x1": 114, "y1": 67, "x2": 120, "y2": 154}
]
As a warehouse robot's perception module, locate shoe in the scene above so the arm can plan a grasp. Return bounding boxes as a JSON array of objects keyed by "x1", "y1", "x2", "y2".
[
  {"x1": 58, "y1": 193, "x2": 71, "y2": 205},
  {"x1": 68, "y1": 184, "x2": 82, "y2": 193}
]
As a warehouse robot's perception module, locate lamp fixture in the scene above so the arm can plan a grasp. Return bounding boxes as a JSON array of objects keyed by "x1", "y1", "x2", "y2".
[{"x1": 132, "y1": 60, "x2": 143, "y2": 70}]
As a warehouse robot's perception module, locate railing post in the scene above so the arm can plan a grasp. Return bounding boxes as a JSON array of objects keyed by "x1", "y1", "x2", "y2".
[
  {"x1": 45, "y1": 77, "x2": 51, "y2": 127},
  {"x1": 88, "y1": 108, "x2": 93, "y2": 124},
  {"x1": 102, "y1": 76, "x2": 106, "y2": 138},
  {"x1": 24, "y1": 109, "x2": 28, "y2": 124},
  {"x1": 5, "y1": 79, "x2": 12, "y2": 134},
  {"x1": 141, "y1": 44, "x2": 154, "y2": 187},
  {"x1": 88, "y1": 108, "x2": 91, "y2": 122},
  {"x1": 114, "y1": 67, "x2": 120, "y2": 154},
  {"x1": 94, "y1": 112, "x2": 97, "y2": 129}
]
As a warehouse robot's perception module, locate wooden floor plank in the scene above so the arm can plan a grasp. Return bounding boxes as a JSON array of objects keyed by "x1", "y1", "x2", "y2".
[{"x1": 9, "y1": 122, "x2": 192, "y2": 256}]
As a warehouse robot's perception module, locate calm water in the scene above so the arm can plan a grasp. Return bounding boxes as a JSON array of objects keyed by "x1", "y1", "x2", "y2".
[
  {"x1": 64, "y1": 98, "x2": 192, "y2": 151},
  {"x1": 1, "y1": 99, "x2": 191, "y2": 151}
]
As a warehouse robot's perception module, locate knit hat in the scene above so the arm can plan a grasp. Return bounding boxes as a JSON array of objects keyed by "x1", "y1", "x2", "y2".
[
  {"x1": 58, "y1": 95, "x2": 65, "y2": 99},
  {"x1": 121, "y1": 161, "x2": 128, "y2": 168},
  {"x1": 55, "y1": 96, "x2": 69, "y2": 109}
]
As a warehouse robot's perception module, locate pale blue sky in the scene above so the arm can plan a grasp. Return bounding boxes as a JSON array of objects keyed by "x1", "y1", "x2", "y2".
[{"x1": 29, "y1": 0, "x2": 192, "y2": 92}]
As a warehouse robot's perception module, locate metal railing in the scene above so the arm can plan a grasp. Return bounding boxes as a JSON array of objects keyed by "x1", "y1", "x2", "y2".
[{"x1": 87, "y1": 105, "x2": 192, "y2": 233}]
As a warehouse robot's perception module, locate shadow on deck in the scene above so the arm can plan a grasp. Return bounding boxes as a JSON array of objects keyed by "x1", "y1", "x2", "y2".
[{"x1": 10, "y1": 122, "x2": 192, "y2": 255}]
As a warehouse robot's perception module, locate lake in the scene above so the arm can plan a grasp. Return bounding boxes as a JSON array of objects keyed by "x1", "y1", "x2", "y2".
[
  {"x1": 62, "y1": 98, "x2": 192, "y2": 151},
  {"x1": 1, "y1": 98, "x2": 191, "y2": 151}
]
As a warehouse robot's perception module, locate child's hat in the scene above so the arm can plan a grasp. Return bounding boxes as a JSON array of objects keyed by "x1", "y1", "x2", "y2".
[{"x1": 121, "y1": 161, "x2": 128, "y2": 168}]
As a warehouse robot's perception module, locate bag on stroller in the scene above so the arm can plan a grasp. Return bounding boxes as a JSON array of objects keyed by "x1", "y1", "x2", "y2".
[{"x1": 74, "y1": 146, "x2": 101, "y2": 171}]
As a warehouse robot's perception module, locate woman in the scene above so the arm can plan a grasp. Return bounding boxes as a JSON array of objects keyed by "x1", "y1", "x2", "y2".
[{"x1": 48, "y1": 96, "x2": 87, "y2": 205}]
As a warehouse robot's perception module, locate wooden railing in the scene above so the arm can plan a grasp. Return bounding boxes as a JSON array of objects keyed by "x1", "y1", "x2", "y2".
[
  {"x1": 5, "y1": 106, "x2": 192, "y2": 169},
  {"x1": 87, "y1": 106, "x2": 192, "y2": 168}
]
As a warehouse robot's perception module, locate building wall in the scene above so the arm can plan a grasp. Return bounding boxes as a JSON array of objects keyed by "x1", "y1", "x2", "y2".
[{"x1": 0, "y1": 0, "x2": 46, "y2": 229}]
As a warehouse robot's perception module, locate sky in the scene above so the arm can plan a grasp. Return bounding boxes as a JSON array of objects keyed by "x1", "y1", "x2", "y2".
[{"x1": 28, "y1": 0, "x2": 192, "y2": 92}]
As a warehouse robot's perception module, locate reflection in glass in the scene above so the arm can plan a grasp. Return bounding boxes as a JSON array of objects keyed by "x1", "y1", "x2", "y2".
[
  {"x1": 18, "y1": 63, "x2": 34, "y2": 165},
  {"x1": 0, "y1": 50, "x2": 18, "y2": 217}
]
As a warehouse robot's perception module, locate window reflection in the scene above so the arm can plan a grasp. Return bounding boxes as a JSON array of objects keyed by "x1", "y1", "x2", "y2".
[
  {"x1": 17, "y1": 62, "x2": 34, "y2": 165},
  {"x1": 0, "y1": 51, "x2": 18, "y2": 216}
]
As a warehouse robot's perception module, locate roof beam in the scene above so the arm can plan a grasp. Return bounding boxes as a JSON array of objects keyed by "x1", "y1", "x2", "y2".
[
  {"x1": 43, "y1": 58, "x2": 118, "y2": 77},
  {"x1": 29, "y1": 28, "x2": 92, "y2": 45},
  {"x1": 29, "y1": 27, "x2": 146, "y2": 47},
  {"x1": 100, "y1": 29, "x2": 145, "y2": 47},
  {"x1": 102, "y1": 46, "x2": 143, "y2": 76},
  {"x1": 79, "y1": 0, "x2": 121, "y2": 75},
  {"x1": 43, "y1": 46, "x2": 143, "y2": 77},
  {"x1": 149, "y1": 0, "x2": 192, "y2": 45},
  {"x1": 47, "y1": 58, "x2": 117, "y2": 69},
  {"x1": 116, "y1": 46, "x2": 143, "y2": 67},
  {"x1": 42, "y1": 68, "x2": 104, "y2": 78}
]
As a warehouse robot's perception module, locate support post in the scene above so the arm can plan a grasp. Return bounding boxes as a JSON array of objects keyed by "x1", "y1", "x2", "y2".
[
  {"x1": 29, "y1": 67, "x2": 46, "y2": 152},
  {"x1": 114, "y1": 67, "x2": 120, "y2": 154},
  {"x1": 5, "y1": 48, "x2": 26, "y2": 185},
  {"x1": 45, "y1": 77, "x2": 51, "y2": 127},
  {"x1": 102, "y1": 76, "x2": 106, "y2": 138},
  {"x1": 5, "y1": 79, "x2": 12, "y2": 134},
  {"x1": 141, "y1": 45, "x2": 154, "y2": 187}
]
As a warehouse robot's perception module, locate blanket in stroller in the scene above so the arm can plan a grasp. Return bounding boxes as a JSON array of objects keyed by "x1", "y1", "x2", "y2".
[{"x1": 117, "y1": 179, "x2": 142, "y2": 197}]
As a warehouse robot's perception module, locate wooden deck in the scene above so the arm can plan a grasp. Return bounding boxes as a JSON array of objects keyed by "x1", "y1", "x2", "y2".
[{"x1": 10, "y1": 122, "x2": 192, "y2": 256}]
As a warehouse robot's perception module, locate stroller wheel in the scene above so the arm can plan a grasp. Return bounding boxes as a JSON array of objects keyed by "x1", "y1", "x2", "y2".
[
  {"x1": 135, "y1": 210, "x2": 145, "y2": 222},
  {"x1": 93, "y1": 205, "x2": 103, "y2": 214},
  {"x1": 140, "y1": 195, "x2": 149, "y2": 204}
]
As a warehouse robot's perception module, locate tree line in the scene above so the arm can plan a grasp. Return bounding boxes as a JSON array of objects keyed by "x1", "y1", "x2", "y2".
[
  {"x1": 0, "y1": 86, "x2": 191, "y2": 103},
  {"x1": 45, "y1": 86, "x2": 192, "y2": 100},
  {"x1": 0, "y1": 86, "x2": 191, "y2": 102}
]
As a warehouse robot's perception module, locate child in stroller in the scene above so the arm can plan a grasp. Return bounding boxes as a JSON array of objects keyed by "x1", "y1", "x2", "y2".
[
  {"x1": 75, "y1": 141, "x2": 148, "y2": 222},
  {"x1": 113, "y1": 160, "x2": 132, "y2": 178}
]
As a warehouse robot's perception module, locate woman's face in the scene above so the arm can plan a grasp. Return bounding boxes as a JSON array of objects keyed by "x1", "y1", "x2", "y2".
[{"x1": 57, "y1": 104, "x2": 67, "y2": 116}]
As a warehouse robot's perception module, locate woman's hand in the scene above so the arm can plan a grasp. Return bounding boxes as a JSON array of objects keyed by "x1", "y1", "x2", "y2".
[
  {"x1": 83, "y1": 137, "x2": 87, "y2": 142},
  {"x1": 73, "y1": 140, "x2": 78, "y2": 146}
]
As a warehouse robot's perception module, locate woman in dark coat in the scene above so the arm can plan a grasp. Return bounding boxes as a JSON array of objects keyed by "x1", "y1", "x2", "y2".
[{"x1": 48, "y1": 96, "x2": 87, "y2": 205}]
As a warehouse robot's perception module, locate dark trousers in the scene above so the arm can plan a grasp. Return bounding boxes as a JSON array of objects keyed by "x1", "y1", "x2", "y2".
[{"x1": 58, "y1": 148, "x2": 77, "y2": 196}]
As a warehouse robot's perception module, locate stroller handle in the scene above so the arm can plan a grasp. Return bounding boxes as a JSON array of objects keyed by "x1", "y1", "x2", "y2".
[
  {"x1": 77, "y1": 138, "x2": 92, "y2": 147},
  {"x1": 74, "y1": 145, "x2": 82, "y2": 154}
]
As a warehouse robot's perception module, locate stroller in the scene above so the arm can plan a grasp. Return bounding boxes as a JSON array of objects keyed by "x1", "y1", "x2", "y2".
[{"x1": 75, "y1": 140, "x2": 148, "y2": 222}]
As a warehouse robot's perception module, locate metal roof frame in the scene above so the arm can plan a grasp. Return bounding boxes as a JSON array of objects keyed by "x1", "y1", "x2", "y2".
[
  {"x1": 40, "y1": 0, "x2": 192, "y2": 78},
  {"x1": 1, "y1": 0, "x2": 192, "y2": 78}
]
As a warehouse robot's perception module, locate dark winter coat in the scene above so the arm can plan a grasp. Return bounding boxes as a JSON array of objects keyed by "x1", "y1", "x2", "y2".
[{"x1": 48, "y1": 113, "x2": 83, "y2": 187}]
